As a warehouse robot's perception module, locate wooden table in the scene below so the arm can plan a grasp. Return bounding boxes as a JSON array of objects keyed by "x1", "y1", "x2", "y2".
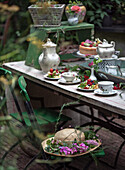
[
  {"x1": 3, "y1": 60, "x2": 125, "y2": 168},
  {"x1": 3, "y1": 61, "x2": 125, "y2": 117}
]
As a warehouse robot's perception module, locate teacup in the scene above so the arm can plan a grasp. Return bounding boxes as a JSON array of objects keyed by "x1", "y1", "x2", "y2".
[
  {"x1": 61, "y1": 72, "x2": 76, "y2": 82},
  {"x1": 98, "y1": 81, "x2": 114, "y2": 93},
  {"x1": 106, "y1": 65, "x2": 118, "y2": 76}
]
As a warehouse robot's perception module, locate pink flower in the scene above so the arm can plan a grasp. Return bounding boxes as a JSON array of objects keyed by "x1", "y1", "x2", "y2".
[
  {"x1": 59, "y1": 146, "x2": 72, "y2": 155},
  {"x1": 51, "y1": 140, "x2": 55, "y2": 144},
  {"x1": 71, "y1": 5, "x2": 81, "y2": 13},
  {"x1": 86, "y1": 140, "x2": 99, "y2": 146},
  {"x1": 85, "y1": 54, "x2": 91, "y2": 58},
  {"x1": 79, "y1": 143, "x2": 86, "y2": 147},
  {"x1": 88, "y1": 61, "x2": 94, "y2": 67}
]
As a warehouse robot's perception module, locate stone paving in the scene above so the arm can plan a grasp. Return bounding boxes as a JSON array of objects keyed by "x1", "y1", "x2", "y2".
[{"x1": 0, "y1": 118, "x2": 125, "y2": 170}]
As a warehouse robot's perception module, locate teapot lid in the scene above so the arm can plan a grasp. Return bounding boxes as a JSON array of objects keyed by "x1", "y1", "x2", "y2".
[
  {"x1": 98, "y1": 39, "x2": 113, "y2": 48},
  {"x1": 43, "y1": 38, "x2": 57, "y2": 47}
]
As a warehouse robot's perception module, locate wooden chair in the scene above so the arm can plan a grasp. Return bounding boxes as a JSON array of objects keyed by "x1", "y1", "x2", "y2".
[
  {"x1": 0, "y1": 68, "x2": 72, "y2": 169},
  {"x1": 0, "y1": 68, "x2": 105, "y2": 169}
]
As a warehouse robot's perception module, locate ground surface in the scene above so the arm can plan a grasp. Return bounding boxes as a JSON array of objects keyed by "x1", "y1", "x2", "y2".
[{"x1": 0, "y1": 117, "x2": 125, "y2": 170}]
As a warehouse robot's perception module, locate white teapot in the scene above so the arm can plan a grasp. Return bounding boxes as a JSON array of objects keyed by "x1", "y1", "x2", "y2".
[
  {"x1": 39, "y1": 38, "x2": 60, "y2": 73},
  {"x1": 97, "y1": 39, "x2": 115, "y2": 58}
]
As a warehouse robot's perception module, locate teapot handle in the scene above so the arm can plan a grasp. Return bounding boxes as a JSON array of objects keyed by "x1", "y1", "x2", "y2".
[
  {"x1": 105, "y1": 65, "x2": 109, "y2": 73},
  {"x1": 111, "y1": 41, "x2": 115, "y2": 48}
]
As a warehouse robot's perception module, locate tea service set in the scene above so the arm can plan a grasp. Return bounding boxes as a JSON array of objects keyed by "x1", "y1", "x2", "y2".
[
  {"x1": 40, "y1": 38, "x2": 118, "y2": 96},
  {"x1": 44, "y1": 68, "x2": 117, "y2": 96},
  {"x1": 94, "y1": 81, "x2": 117, "y2": 96},
  {"x1": 44, "y1": 69, "x2": 81, "y2": 85}
]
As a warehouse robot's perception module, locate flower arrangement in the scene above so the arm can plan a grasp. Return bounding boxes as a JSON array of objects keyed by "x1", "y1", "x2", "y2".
[
  {"x1": 66, "y1": 5, "x2": 81, "y2": 15},
  {"x1": 88, "y1": 56, "x2": 102, "y2": 72},
  {"x1": 65, "y1": 0, "x2": 86, "y2": 24},
  {"x1": 66, "y1": 0, "x2": 83, "y2": 15},
  {"x1": 31, "y1": 0, "x2": 58, "y2": 7}
]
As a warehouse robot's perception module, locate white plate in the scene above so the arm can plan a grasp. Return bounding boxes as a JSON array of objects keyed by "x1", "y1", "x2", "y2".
[
  {"x1": 58, "y1": 78, "x2": 81, "y2": 85},
  {"x1": 94, "y1": 89, "x2": 117, "y2": 96},
  {"x1": 76, "y1": 51, "x2": 95, "y2": 58},
  {"x1": 77, "y1": 86, "x2": 95, "y2": 92},
  {"x1": 44, "y1": 74, "x2": 61, "y2": 80}
]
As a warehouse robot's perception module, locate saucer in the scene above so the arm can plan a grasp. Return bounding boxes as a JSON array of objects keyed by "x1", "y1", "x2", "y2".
[
  {"x1": 94, "y1": 89, "x2": 117, "y2": 96},
  {"x1": 77, "y1": 87, "x2": 95, "y2": 92},
  {"x1": 58, "y1": 78, "x2": 81, "y2": 85},
  {"x1": 76, "y1": 51, "x2": 95, "y2": 58},
  {"x1": 44, "y1": 74, "x2": 61, "y2": 80}
]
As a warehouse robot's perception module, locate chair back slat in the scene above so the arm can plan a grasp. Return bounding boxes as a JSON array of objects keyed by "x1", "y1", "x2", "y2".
[
  {"x1": 18, "y1": 76, "x2": 30, "y2": 102},
  {"x1": 0, "y1": 67, "x2": 26, "y2": 125},
  {"x1": 18, "y1": 76, "x2": 39, "y2": 128},
  {"x1": 0, "y1": 67, "x2": 12, "y2": 78}
]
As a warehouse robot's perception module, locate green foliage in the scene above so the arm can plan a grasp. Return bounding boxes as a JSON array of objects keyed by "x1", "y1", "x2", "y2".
[
  {"x1": 0, "y1": 1, "x2": 31, "y2": 65},
  {"x1": 80, "y1": 0, "x2": 125, "y2": 27},
  {"x1": 55, "y1": 99, "x2": 80, "y2": 132}
]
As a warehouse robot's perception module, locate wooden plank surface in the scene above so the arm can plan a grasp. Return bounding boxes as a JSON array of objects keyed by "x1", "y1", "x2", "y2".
[
  {"x1": 34, "y1": 21, "x2": 94, "y2": 33},
  {"x1": 3, "y1": 61, "x2": 125, "y2": 117}
]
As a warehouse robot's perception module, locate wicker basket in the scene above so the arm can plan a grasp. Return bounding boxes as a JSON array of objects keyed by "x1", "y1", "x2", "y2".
[{"x1": 28, "y1": 4, "x2": 65, "y2": 27}]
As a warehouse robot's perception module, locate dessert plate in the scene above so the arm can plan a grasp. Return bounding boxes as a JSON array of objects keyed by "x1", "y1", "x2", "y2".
[
  {"x1": 94, "y1": 89, "x2": 117, "y2": 96},
  {"x1": 44, "y1": 74, "x2": 61, "y2": 80},
  {"x1": 58, "y1": 78, "x2": 81, "y2": 85},
  {"x1": 77, "y1": 87, "x2": 95, "y2": 92},
  {"x1": 76, "y1": 51, "x2": 95, "y2": 58}
]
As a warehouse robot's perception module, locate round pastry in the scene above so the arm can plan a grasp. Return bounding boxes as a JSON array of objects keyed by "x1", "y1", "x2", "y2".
[
  {"x1": 54, "y1": 128, "x2": 85, "y2": 143},
  {"x1": 79, "y1": 45, "x2": 97, "y2": 55},
  {"x1": 79, "y1": 39, "x2": 102, "y2": 55}
]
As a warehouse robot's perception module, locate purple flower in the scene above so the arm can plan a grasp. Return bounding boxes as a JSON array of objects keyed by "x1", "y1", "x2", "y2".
[
  {"x1": 73, "y1": 143, "x2": 77, "y2": 146},
  {"x1": 79, "y1": 143, "x2": 86, "y2": 147},
  {"x1": 59, "y1": 146, "x2": 72, "y2": 155},
  {"x1": 86, "y1": 140, "x2": 99, "y2": 146},
  {"x1": 72, "y1": 147, "x2": 77, "y2": 154},
  {"x1": 77, "y1": 143, "x2": 89, "y2": 153},
  {"x1": 85, "y1": 39, "x2": 92, "y2": 44}
]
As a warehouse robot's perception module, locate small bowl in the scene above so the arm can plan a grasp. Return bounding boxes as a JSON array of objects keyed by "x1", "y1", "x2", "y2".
[
  {"x1": 98, "y1": 81, "x2": 114, "y2": 93},
  {"x1": 61, "y1": 72, "x2": 76, "y2": 82}
]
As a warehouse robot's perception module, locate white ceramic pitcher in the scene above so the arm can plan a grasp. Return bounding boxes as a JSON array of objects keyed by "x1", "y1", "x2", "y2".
[{"x1": 39, "y1": 38, "x2": 60, "y2": 73}]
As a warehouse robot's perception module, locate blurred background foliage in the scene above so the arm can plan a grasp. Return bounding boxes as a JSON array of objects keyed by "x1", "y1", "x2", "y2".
[
  {"x1": 0, "y1": 0, "x2": 32, "y2": 65},
  {"x1": 0, "y1": 0, "x2": 125, "y2": 65}
]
